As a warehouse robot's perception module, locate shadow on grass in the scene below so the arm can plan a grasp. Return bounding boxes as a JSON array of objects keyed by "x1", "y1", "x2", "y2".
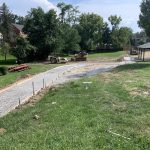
[
  {"x1": 0, "y1": 59, "x2": 16, "y2": 65},
  {"x1": 116, "y1": 63, "x2": 150, "y2": 72}
]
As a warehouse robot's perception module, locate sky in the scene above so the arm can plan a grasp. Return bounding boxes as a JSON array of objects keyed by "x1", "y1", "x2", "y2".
[{"x1": 0, "y1": 0, "x2": 142, "y2": 33}]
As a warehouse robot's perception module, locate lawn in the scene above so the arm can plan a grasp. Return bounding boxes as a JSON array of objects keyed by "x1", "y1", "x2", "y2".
[
  {"x1": 0, "y1": 55, "x2": 60, "y2": 89},
  {"x1": 67, "y1": 51, "x2": 126, "y2": 62},
  {"x1": 88, "y1": 51, "x2": 126, "y2": 61},
  {"x1": 0, "y1": 62, "x2": 150, "y2": 149}
]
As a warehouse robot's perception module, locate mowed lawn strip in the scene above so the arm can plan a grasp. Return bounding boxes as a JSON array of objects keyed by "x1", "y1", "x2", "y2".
[
  {"x1": 0, "y1": 62, "x2": 150, "y2": 150},
  {"x1": 88, "y1": 51, "x2": 126, "y2": 60}
]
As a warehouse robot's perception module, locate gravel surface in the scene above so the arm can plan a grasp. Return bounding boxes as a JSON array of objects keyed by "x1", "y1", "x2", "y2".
[{"x1": 0, "y1": 62, "x2": 127, "y2": 117}]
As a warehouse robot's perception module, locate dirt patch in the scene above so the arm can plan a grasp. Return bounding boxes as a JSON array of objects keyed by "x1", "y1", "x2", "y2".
[
  {"x1": 97, "y1": 72, "x2": 112, "y2": 83},
  {"x1": 112, "y1": 101, "x2": 127, "y2": 111},
  {"x1": 0, "y1": 128, "x2": 6, "y2": 135},
  {"x1": 15, "y1": 85, "x2": 61, "y2": 111},
  {"x1": 19, "y1": 74, "x2": 32, "y2": 80},
  {"x1": 130, "y1": 88, "x2": 150, "y2": 97}
]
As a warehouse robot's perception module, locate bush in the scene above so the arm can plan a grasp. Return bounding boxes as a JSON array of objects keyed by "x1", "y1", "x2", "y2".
[{"x1": 0, "y1": 67, "x2": 8, "y2": 75}]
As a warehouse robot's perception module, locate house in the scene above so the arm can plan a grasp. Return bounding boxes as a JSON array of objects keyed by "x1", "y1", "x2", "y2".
[
  {"x1": 10, "y1": 23, "x2": 26, "y2": 44},
  {"x1": 132, "y1": 31, "x2": 150, "y2": 46}
]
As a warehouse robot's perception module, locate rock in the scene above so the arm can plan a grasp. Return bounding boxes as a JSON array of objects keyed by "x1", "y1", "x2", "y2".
[
  {"x1": 143, "y1": 91, "x2": 149, "y2": 95},
  {"x1": 52, "y1": 102, "x2": 57, "y2": 105},
  {"x1": 33, "y1": 115, "x2": 40, "y2": 120}
]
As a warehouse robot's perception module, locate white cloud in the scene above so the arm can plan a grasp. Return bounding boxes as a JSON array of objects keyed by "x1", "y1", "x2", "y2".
[
  {"x1": 0, "y1": 0, "x2": 57, "y2": 16},
  {"x1": 0, "y1": 0, "x2": 142, "y2": 32},
  {"x1": 77, "y1": 0, "x2": 141, "y2": 32}
]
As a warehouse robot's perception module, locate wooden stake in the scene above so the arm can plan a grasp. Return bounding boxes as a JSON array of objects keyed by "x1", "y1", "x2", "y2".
[
  {"x1": 19, "y1": 98, "x2": 21, "y2": 107},
  {"x1": 32, "y1": 82, "x2": 35, "y2": 95},
  {"x1": 43, "y1": 79, "x2": 45, "y2": 89}
]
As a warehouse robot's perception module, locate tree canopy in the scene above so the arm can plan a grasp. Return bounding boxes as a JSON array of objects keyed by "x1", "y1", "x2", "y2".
[
  {"x1": 0, "y1": 2, "x2": 133, "y2": 61},
  {"x1": 0, "y1": 3, "x2": 11, "y2": 43},
  {"x1": 139, "y1": 0, "x2": 150, "y2": 37},
  {"x1": 76, "y1": 13, "x2": 104, "y2": 50}
]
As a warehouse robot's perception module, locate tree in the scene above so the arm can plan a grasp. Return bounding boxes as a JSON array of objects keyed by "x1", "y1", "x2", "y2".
[
  {"x1": 102, "y1": 22, "x2": 111, "y2": 48},
  {"x1": 0, "y1": 3, "x2": 11, "y2": 43},
  {"x1": 110, "y1": 27, "x2": 132, "y2": 48},
  {"x1": 57, "y1": 2, "x2": 80, "y2": 25},
  {"x1": 57, "y1": 2, "x2": 71, "y2": 23},
  {"x1": 10, "y1": 13, "x2": 25, "y2": 25},
  {"x1": 108, "y1": 15, "x2": 132, "y2": 48},
  {"x1": 60, "y1": 24, "x2": 81, "y2": 53},
  {"x1": 11, "y1": 36, "x2": 36, "y2": 62},
  {"x1": 0, "y1": 42, "x2": 10, "y2": 61},
  {"x1": 56, "y1": 2, "x2": 81, "y2": 53},
  {"x1": 76, "y1": 13, "x2": 104, "y2": 50},
  {"x1": 108, "y1": 15, "x2": 122, "y2": 30},
  {"x1": 138, "y1": 0, "x2": 150, "y2": 37},
  {"x1": 23, "y1": 8, "x2": 60, "y2": 59},
  {"x1": 118, "y1": 27, "x2": 133, "y2": 47}
]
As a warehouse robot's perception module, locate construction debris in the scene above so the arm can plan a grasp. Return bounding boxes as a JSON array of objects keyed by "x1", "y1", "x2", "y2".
[{"x1": 8, "y1": 64, "x2": 30, "y2": 72}]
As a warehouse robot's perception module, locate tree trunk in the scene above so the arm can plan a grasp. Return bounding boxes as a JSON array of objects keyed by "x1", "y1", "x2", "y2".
[{"x1": 4, "y1": 53, "x2": 7, "y2": 61}]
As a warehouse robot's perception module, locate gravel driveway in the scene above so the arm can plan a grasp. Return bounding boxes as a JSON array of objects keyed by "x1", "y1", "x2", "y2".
[{"x1": 0, "y1": 62, "x2": 124, "y2": 117}]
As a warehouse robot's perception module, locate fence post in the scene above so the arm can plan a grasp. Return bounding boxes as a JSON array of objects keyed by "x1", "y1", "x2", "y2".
[
  {"x1": 19, "y1": 98, "x2": 21, "y2": 108},
  {"x1": 43, "y1": 79, "x2": 45, "y2": 89},
  {"x1": 32, "y1": 82, "x2": 35, "y2": 95}
]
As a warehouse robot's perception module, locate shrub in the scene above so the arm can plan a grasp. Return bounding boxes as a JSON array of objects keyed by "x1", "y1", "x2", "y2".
[{"x1": 0, "y1": 67, "x2": 8, "y2": 75}]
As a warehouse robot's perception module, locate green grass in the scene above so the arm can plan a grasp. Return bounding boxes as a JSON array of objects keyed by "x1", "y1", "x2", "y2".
[
  {"x1": 0, "y1": 62, "x2": 150, "y2": 149},
  {"x1": 0, "y1": 55, "x2": 16, "y2": 60},
  {"x1": 0, "y1": 55, "x2": 16, "y2": 65},
  {"x1": 67, "y1": 51, "x2": 126, "y2": 62},
  {"x1": 88, "y1": 51, "x2": 126, "y2": 61}
]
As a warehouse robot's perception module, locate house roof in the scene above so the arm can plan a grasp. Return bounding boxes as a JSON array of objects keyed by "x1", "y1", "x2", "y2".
[
  {"x1": 12, "y1": 23, "x2": 24, "y2": 31},
  {"x1": 138, "y1": 42, "x2": 150, "y2": 49}
]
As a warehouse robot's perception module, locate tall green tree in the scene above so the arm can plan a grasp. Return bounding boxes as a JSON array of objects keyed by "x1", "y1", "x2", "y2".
[
  {"x1": 57, "y1": 2, "x2": 79, "y2": 25},
  {"x1": 108, "y1": 15, "x2": 132, "y2": 48},
  {"x1": 118, "y1": 27, "x2": 133, "y2": 47},
  {"x1": 0, "y1": 3, "x2": 11, "y2": 43},
  {"x1": 10, "y1": 13, "x2": 25, "y2": 25},
  {"x1": 138, "y1": 0, "x2": 150, "y2": 37},
  {"x1": 77, "y1": 13, "x2": 104, "y2": 50},
  {"x1": 57, "y1": 3, "x2": 81, "y2": 53},
  {"x1": 110, "y1": 27, "x2": 132, "y2": 48},
  {"x1": 23, "y1": 8, "x2": 60, "y2": 59},
  {"x1": 0, "y1": 42, "x2": 10, "y2": 61},
  {"x1": 57, "y1": 2, "x2": 72, "y2": 23},
  {"x1": 102, "y1": 22, "x2": 111, "y2": 48},
  {"x1": 11, "y1": 36, "x2": 36, "y2": 62},
  {"x1": 60, "y1": 24, "x2": 81, "y2": 53},
  {"x1": 108, "y1": 15, "x2": 122, "y2": 31}
]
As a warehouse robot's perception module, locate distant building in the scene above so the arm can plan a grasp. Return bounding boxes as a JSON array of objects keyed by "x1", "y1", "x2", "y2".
[
  {"x1": 132, "y1": 31, "x2": 150, "y2": 46},
  {"x1": 0, "y1": 23, "x2": 26, "y2": 45},
  {"x1": 10, "y1": 23, "x2": 26, "y2": 44}
]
